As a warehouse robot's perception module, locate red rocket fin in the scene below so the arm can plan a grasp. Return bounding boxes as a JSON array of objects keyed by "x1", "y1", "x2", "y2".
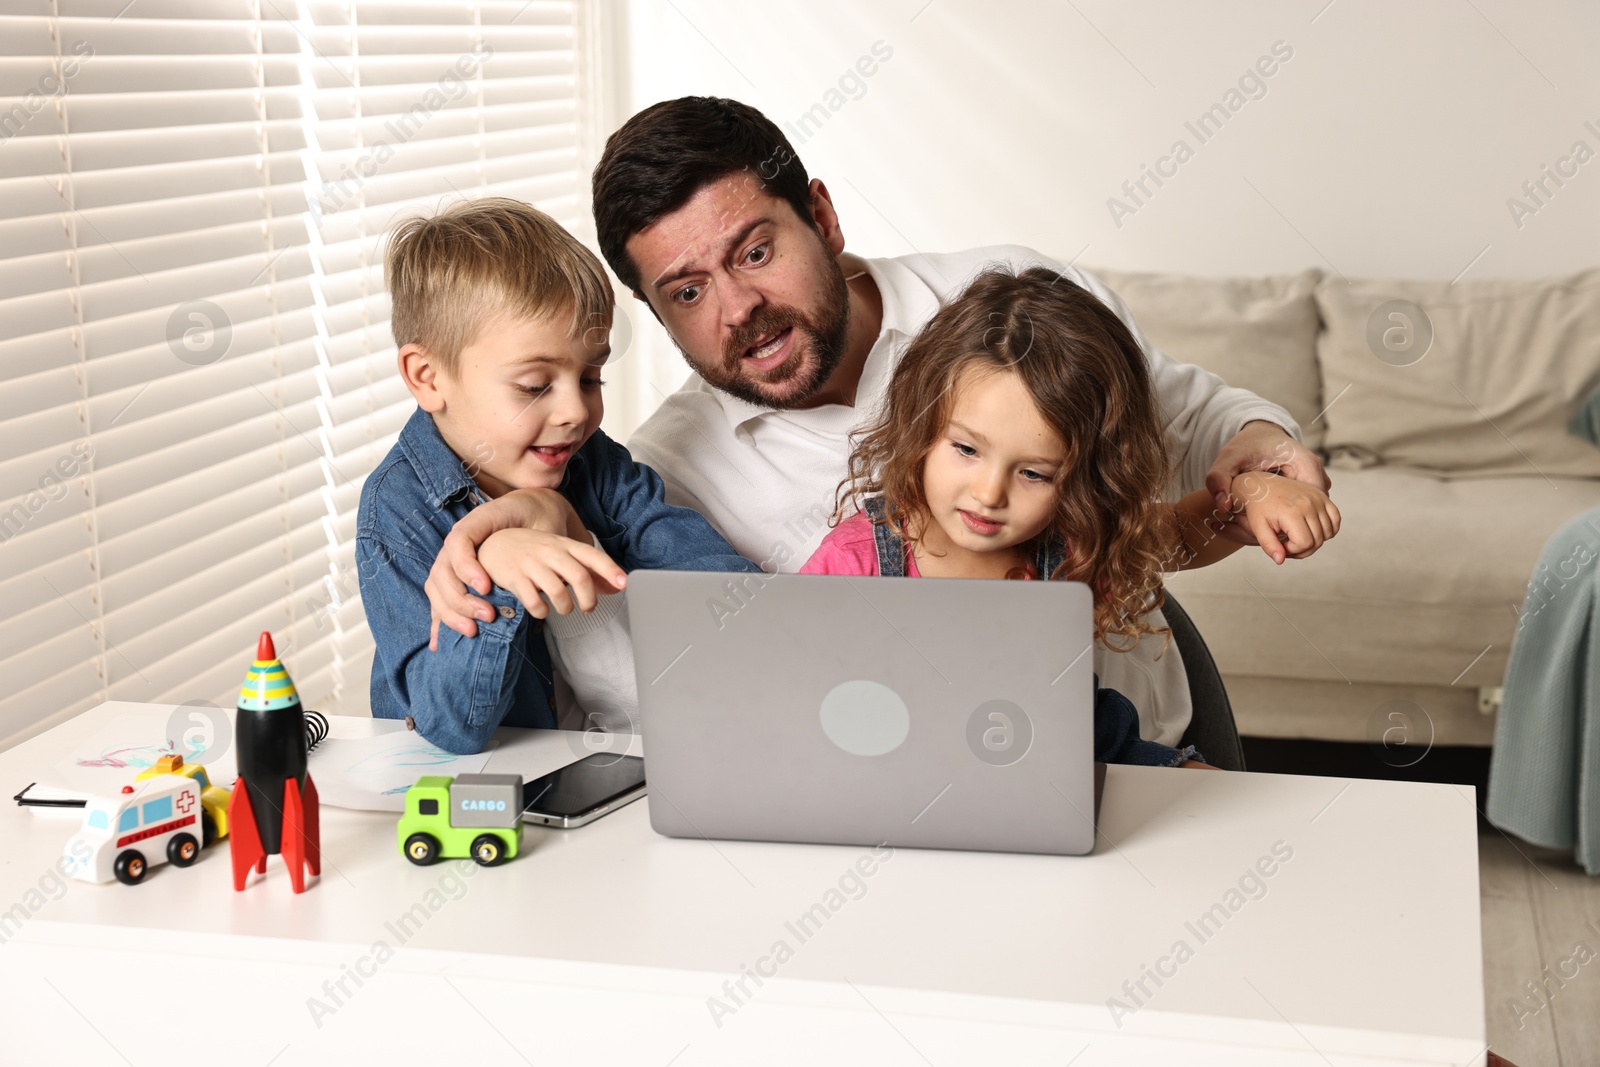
[
  {"x1": 282, "y1": 776, "x2": 306, "y2": 894},
  {"x1": 303, "y1": 774, "x2": 321, "y2": 877},
  {"x1": 281, "y1": 776, "x2": 320, "y2": 894},
  {"x1": 227, "y1": 777, "x2": 264, "y2": 892}
]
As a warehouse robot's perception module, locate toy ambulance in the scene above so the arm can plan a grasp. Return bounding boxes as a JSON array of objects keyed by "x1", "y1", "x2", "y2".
[
  {"x1": 64, "y1": 773, "x2": 208, "y2": 885},
  {"x1": 398, "y1": 774, "x2": 523, "y2": 867},
  {"x1": 135, "y1": 754, "x2": 231, "y2": 846}
]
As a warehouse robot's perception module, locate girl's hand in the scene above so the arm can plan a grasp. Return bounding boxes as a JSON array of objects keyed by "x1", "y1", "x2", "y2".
[
  {"x1": 1227, "y1": 470, "x2": 1341, "y2": 565},
  {"x1": 426, "y1": 488, "x2": 590, "y2": 645},
  {"x1": 1205, "y1": 421, "x2": 1332, "y2": 547}
]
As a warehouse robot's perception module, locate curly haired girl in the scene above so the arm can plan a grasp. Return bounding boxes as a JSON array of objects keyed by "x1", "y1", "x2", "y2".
[{"x1": 802, "y1": 266, "x2": 1339, "y2": 765}]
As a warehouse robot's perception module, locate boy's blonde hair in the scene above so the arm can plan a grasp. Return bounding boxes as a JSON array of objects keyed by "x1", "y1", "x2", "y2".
[{"x1": 385, "y1": 197, "x2": 614, "y2": 376}]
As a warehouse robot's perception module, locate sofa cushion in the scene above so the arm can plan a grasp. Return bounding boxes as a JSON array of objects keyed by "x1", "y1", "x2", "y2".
[
  {"x1": 1316, "y1": 270, "x2": 1600, "y2": 478},
  {"x1": 1092, "y1": 267, "x2": 1325, "y2": 452},
  {"x1": 1163, "y1": 467, "x2": 1600, "y2": 689}
]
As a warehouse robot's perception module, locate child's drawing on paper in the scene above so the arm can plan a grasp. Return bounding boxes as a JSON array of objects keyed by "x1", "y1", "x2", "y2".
[
  {"x1": 56, "y1": 713, "x2": 241, "y2": 793},
  {"x1": 344, "y1": 740, "x2": 461, "y2": 774},
  {"x1": 307, "y1": 733, "x2": 494, "y2": 812},
  {"x1": 74, "y1": 739, "x2": 184, "y2": 770},
  {"x1": 347, "y1": 741, "x2": 462, "y2": 797}
]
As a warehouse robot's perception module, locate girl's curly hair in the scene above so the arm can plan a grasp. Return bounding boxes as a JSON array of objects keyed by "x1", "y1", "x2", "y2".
[{"x1": 837, "y1": 266, "x2": 1181, "y2": 650}]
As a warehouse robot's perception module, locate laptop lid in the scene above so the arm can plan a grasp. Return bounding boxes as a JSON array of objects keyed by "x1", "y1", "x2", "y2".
[{"x1": 628, "y1": 571, "x2": 1098, "y2": 855}]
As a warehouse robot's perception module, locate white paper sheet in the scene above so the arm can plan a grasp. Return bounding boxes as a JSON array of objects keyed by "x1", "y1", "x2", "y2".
[
  {"x1": 307, "y1": 732, "x2": 494, "y2": 812},
  {"x1": 55, "y1": 711, "x2": 239, "y2": 794},
  {"x1": 43, "y1": 708, "x2": 483, "y2": 814}
]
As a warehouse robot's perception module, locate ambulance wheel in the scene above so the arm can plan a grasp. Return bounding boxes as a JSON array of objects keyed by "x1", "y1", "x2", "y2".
[
  {"x1": 201, "y1": 812, "x2": 217, "y2": 848},
  {"x1": 470, "y1": 834, "x2": 506, "y2": 867},
  {"x1": 114, "y1": 850, "x2": 147, "y2": 885},
  {"x1": 168, "y1": 833, "x2": 199, "y2": 868},
  {"x1": 404, "y1": 833, "x2": 440, "y2": 866}
]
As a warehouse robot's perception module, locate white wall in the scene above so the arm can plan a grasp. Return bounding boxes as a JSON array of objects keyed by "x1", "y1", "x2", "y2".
[{"x1": 607, "y1": 0, "x2": 1598, "y2": 435}]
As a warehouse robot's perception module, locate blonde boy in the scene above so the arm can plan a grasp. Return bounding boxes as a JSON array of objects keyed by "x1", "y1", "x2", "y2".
[{"x1": 357, "y1": 198, "x2": 757, "y2": 754}]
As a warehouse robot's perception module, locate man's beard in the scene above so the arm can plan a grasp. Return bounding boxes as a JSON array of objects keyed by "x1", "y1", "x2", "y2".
[{"x1": 683, "y1": 252, "x2": 851, "y2": 410}]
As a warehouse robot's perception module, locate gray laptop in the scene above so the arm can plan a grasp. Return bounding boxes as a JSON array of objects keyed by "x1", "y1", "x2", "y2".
[{"x1": 628, "y1": 571, "x2": 1101, "y2": 855}]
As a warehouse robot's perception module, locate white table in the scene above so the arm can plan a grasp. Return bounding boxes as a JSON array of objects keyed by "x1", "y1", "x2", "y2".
[{"x1": 1, "y1": 702, "x2": 1485, "y2": 1066}]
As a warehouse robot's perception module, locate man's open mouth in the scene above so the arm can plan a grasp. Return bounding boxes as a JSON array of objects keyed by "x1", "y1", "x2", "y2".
[{"x1": 742, "y1": 326, "x2": 794, "y2": 369}]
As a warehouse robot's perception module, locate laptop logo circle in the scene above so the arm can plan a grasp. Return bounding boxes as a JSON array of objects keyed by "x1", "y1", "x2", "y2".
[
  {"x1": 819, "y1": 680, "x2": 910, "y2": 756},
  {"x1": 966, "y1": 700, "x2": 1033, "y2": 766}
]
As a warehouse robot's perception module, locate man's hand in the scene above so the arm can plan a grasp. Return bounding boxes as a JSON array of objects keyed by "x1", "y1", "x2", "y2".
[
  {"x1": 1226, "y1": 470, "x2": 1341, "y2": 565},
  {"x1": 475, "y1": 527, "x2": 626, "y2": 623},
  {"x1": 1205, "y1": 421, "x2": 1332, "y2": 549},
  {"x1": 425, "y1": 488, "x2": 606, "y2": 647}
]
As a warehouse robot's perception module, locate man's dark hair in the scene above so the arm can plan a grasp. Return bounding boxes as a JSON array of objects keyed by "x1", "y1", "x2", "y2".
[{"x1": 592, "y1": 96, "x2": 812, "y2": 295}]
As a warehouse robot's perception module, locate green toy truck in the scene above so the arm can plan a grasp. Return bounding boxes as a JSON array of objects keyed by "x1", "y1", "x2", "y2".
[{"x1": 397, "y1": 773, "x2": 523, "y2": 867}]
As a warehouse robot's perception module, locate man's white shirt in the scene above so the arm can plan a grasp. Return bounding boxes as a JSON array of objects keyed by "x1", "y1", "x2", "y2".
[{"x1": 628, "y1": 245, "x2": 1302, "y2": 747}]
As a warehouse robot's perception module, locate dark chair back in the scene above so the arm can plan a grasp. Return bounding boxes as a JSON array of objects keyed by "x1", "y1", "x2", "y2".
[{"x1": 1163, "y1": 592, "x2": 1246, "y2": 771}]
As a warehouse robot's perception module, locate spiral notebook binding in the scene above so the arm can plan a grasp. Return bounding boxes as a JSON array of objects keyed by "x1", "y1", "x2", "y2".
[{"x1": 304, "y1": 708, "x2": 330, "y2": 752}]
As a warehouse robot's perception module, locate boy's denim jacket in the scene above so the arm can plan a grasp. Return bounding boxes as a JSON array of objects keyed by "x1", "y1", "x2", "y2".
[
  {"x1": 357, "y1": 408, "x2": 759, "y2": 753},
  {"x1": 861, "y1": 495, "x2": 1202, "y2": 768}
]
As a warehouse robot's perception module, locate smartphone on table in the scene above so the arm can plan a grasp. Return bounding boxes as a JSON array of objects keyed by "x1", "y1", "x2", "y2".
[{"x1": 521, "y1": 753, "x2": 646, "y2": 828}]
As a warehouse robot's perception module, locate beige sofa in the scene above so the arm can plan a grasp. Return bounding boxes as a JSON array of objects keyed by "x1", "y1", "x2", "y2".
[{"x1": 1092, "y1": 267, "x2": 1600, "y2": 747}]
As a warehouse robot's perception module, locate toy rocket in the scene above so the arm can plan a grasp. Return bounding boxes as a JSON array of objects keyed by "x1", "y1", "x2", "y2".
[{"x1": 227, "y1": 631, "x2": 320, "y2": 893}]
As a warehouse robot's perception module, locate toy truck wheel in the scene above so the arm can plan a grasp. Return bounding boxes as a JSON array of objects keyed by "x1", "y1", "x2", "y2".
[
  {"x1": 114, "y1": 850, "x2": 147, "y2": 885},
  {"x1": 470, "y1": 834, "x2": 507, "y2": 867},
  {"x1": 167, "y1": 833, "x2": 200, "y2": 868},
  {"x1": 201, "y1": 812, "x2": 217, "y2": 848},
  {"x1": 404, "y1": 832, "x2": 440, "y2": 866}
]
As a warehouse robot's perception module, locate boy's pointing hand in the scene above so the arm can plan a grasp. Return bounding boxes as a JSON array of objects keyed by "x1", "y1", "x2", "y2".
[
  {"x1": 477, "y1": 528, "x2": 627, "y2": 621},
  {"x1": 426, "y1": 488, "x2": 626, "y2": 648}
]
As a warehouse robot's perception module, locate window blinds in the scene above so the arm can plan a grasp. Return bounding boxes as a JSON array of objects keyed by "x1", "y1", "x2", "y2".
[{"x1": 0, "y1": 0, "x2": 608, "y2": 747}]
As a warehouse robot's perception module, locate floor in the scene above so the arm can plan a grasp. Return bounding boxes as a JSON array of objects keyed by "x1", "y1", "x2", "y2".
[
  {"x1": 1480, "y1": 829, "x2": 1600, "y2": 1067},
  {"x1": 1240, "y1": 739, "x2": 1600, "y2": 1066}
]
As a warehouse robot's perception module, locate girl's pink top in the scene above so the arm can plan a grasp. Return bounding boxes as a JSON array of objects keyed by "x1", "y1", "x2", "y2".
[
  {"x1": 800, "y1": 512, "x2": 921, "y2": 576},
  {"x1": 800, "y1": 512, "x2": 1040, "y2": 579}
]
